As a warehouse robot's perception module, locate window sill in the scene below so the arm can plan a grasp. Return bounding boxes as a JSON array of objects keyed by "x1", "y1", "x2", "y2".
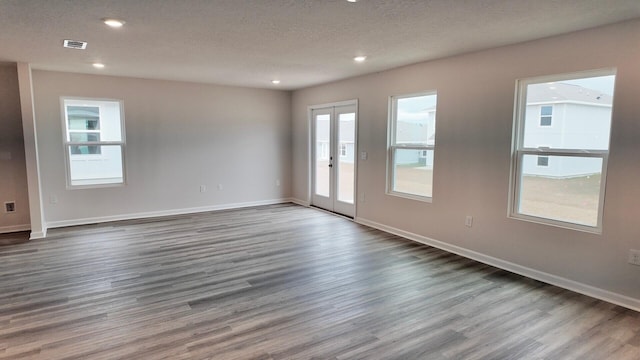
[
  {"x1": 67, "y1": 179, "x2": 125, "y2": 190},
  {"x1": 386, "y1": 190, "x2": 433, "y2": 203},
  {"x1": 507, "y1": 213, "x2": 602, "y2": 235}
]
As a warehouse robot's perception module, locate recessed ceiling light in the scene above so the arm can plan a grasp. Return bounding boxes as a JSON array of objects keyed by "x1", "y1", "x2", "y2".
[
  {"x1": 354, "y1": 56, "x2": 367, "y2": 62},
  {"x1": 102, "y1": 18, "x2": 125, "y2": 28},
  {"x1": 347, "y1": 0, "x2": 358, "y2": 2},
  {"x1": 93, "y1": 63, "x2": 105, "y2": 69},
  {"x1": 271, "y1": 80, "x2": 281, "y2": 85}
]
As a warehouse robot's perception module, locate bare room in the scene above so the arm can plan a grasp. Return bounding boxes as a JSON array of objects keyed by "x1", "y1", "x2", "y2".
[{"x1": 1, "y1": 1, "x2": 639, "y2": 358}]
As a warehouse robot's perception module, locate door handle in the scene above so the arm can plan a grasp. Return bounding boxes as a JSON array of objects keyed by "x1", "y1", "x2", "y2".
[{"x1": 328, "y1": 163, "x2": 333, "y2": 168}]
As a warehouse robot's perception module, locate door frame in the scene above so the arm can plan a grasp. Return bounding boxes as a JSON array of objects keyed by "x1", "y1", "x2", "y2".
[{"x1": 307, "y1": 99, "x2": 358, "y2": 218}]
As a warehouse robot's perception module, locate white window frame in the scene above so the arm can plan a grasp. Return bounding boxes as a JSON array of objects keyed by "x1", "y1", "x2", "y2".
[
  {"x1": 387, "y1": 91, "x2": 437, "y2": 202},
  {"x1": 508, "y1": 68, "x2": 615, "y2": 233},
  {"x1": 61, "y1": 97, "x2": 127, "y2": 189}
]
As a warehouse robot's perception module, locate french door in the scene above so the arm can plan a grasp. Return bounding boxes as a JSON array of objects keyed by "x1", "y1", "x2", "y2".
[{"x1": 311, "y1": 101, "x2": 357, "y2": 218}]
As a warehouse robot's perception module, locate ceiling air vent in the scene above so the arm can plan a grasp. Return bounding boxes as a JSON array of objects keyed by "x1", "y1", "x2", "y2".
[{"x1": 63, "y1": 39, "x2": 87, "y2": 50}]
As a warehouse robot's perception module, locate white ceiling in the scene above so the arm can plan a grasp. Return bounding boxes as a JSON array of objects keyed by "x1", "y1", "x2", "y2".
[{"x1": 1, "y1": 0, "x2": 639, "y2": 90}]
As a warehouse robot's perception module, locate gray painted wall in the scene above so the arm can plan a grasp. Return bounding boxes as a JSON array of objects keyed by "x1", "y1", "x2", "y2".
[
  {"x1": 0, "y1": 63, "x2": 30, "y2": 232},
  {"x1": 32, "y1": 71, "x2": 292, "y2": 224},
  {"x1": 291, "y1": 20, "x2": 640, "y2": 300}
]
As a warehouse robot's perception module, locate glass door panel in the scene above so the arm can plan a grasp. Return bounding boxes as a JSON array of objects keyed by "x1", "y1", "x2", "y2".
[
  {"x1": 337, "y1": 112, "x2": 355, "y2": 204},
  {"x1": 314, "y1": 113, "x2": 331, "y2": 197}
]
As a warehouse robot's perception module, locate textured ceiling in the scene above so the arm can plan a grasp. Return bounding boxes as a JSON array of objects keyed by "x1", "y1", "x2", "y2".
[{"x1": 1, "y1": 0, "x2": 639, "y2": 90}]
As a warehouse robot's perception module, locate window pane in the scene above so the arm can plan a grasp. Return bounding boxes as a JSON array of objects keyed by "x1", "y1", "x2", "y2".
[
  {"x1": 519, "y1": 154, "x2": 602, "y2": 227},
  {"x1": 68, "y1": 145, "x2": 124, "y2": 186},
  {"x1": 99, "y1": 102, "x2": 123, "y2": 142},
  {"x1": 314, "y1": 114, "x2": 330, "y2": 197},
  {"x1": 66, "y1": 101, "x2": 123, "y2": 142},
  {"x1": 523, "y1": 75, "x2": 615, "y2": 150},
  {"x1": 69, "y1": 133, "x2": 101, "y2": 155},
  {"x1": 68, "y1": 118, "x2": 100, "y2": 131},
  {"x1": 393, "y1": 148, "x2": 433, "y2": 198},
  {"x1": 395, "y1": 94, "x2": 437, "y2": 145},
  {"x1": 69, "y1": 133, "x2": 100, "y2": 142},
  {"x1": 68, "y1": 106, "x2": 100, "y2": 130},
  {"x1": 337, "y1": 112, "x2": 355, "y2": 203},
  {"x1": 70, "y1": 145, "x2": 101, "y2": 155}
]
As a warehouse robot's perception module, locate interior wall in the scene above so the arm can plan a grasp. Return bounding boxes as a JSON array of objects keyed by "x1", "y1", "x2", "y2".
[
  {"x1": 0, "y1": 63, "x2": 30, "y2": 232},
  {"x1": 291, "y1": 20, "x2": 640, "y2": 301},
  {"x1": 32, "y1": 71, "x2": 292, "y2": 225}
]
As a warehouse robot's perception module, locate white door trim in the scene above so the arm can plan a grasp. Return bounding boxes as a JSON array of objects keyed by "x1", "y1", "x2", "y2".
[{"x1": 308, "y1": 99, "x2": 358, "y2": 218}]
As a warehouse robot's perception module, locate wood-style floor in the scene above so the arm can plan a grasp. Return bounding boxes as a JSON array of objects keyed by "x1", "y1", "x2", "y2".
[{"x1": 0, "y1": 204, "x2": 638, "y2": 359}]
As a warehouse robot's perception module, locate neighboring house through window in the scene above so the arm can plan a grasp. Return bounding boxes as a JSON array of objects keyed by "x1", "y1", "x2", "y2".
[
  {"x1": 510, "y1": 69, "x2": 615, "y2": 232},
  {"x1": 62, "y1": 98, "x2": 126, "y2": 187},
  {"x1": 67, "y1": 106, "x2": 101, "y2": 154},
  {"x1": 387, "y1": 91, "x2": 437, "y2": 200}
]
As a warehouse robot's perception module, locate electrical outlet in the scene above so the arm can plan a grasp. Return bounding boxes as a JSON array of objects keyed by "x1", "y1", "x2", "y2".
[
  {"x1": 4, "y1": 202, "x2": 16, "y2": 213},
  {"x1": 50, "y1": 195, "x2": 58, "y2": 204},
  {"x1": 200, "y1": 185, "x2": 207, "y2": 193},
  {"x1": 275, "y1": 179, "x2": 280, "y2": 187},
  {"x1": 217, "y1": 184, "x2": 223, "y2": 191},
  {"x1": 359, "y1": 192, "x2": 365, "y2": 203},
  {"x1": 465, "y1": 215, "x2": 473, "y2": 227},
  {"x1": 360, "y1": 151, "x2": 368, "y2": 160},
  {"x1": 629, "y1": 249, "x2": 640, "y2": 266}
]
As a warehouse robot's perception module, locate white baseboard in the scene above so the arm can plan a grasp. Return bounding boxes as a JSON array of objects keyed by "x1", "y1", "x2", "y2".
[
  {"x1": 355, "y1": 216, "x2": 640, "y2": 313},
  {"x1": 0, "y1": 224, "x2": 31, "y2": 234},
  {"x1": 290, "y1": 198, "x2": 310, "y2": 207},
  {"x1": 29, "y1": 229, "x2": 47, "y2": 239},
  {"x1": 46, "y1": 198, "x2": 293, "y2": 229}
]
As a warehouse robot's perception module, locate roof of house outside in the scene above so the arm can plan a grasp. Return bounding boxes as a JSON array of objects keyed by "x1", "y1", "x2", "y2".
[{"x1": 527, "y1": 83, "x2": 613, "y2": 105}]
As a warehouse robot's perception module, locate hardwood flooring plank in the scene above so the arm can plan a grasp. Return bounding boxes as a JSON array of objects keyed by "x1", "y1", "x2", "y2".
[{"x1": 0, "y1": 203, "x2": 638, "y2": 359}]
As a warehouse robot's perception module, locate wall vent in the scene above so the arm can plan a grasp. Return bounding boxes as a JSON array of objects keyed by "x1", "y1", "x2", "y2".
[{"x1": 63, "y1": 39, "x2": 87, "y2": 49}]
